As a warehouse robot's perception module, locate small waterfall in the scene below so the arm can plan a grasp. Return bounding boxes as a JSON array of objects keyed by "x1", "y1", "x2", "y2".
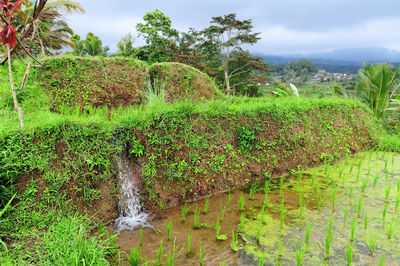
[{"x1": 115, "y1": 151, "x2": 149, "y2": 232}]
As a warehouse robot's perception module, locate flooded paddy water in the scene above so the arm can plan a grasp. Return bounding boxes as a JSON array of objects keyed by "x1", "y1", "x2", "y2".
[{"x1": 115, "y1": 151, "x2": 400, "y2": 265}]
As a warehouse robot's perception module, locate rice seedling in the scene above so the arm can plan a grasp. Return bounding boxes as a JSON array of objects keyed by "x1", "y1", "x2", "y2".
[
  {"x1": 397, "y1": 180, "x2": 400, "y2": 194},
  {"x1": 280, "y1": 198, "x2": 286, "y2": 230},
  {"x1": 305, "y1": 224, "x2": 312, "y2": 245},
  {"x1": 349, "y1": 164, "x2": 354, "y2": 174},
  {"x1": 128, "y1": 245, "x2": 141, "y2": 266},
  {"x1": 256, "y1": 219, "x2": 262, "y2": 243},
  {"x1": 318, "y1": 195, "x2": 323, "y2": 211},
  {"x1": 239, "y1": 213, "x2": 245, "y2": 231},
  {"x1": 368, "y1": 233, "x2": 377, "y2": 255},
  {"x1": 344, "y1": 207, "x2": 349, "y2": 224},
  {"x1": 231, "y1": 230, "x2": 239, "y2": 251},
  {"x1": 395, "y1": 192, "x2": 400, "y2": 212},
  {"x1": 139, "y1": 228, "x2": 143, "y2": 246},
  {"x1": 296, "y1": 171, "x2": 303, "y2": 188},
  {"x1": 264, "y1": 180, "x2": 270, "y2": 205},
  {"x1": 349, "y1": 185, "x2": 354, "y2": 199},
  {"x1": 165, "y1": 219, "x2": 173, "y2": 241},
  {"x1": 249, "y1": 184, "x2": 258, "y2": 200},
  {"x1": 346, "y1": 242, "x2": 353, "y2": 266},
  {"x1": 385, "y1": 183, "x2": 392, "y2": 202},
  {"x1": 312, "y1": 169, "x2": 317, "y2": 186},
  {"x1": 362, "y1": 177, "x2": 368, "y2": 192},
  {"x1": 326, "y1": 171, "x2": 331, "y2": 183},
  {"x1": 379, "y1": 254, "x2": 386, "y2": 266},
  {"x1": 156, "y1": 240, "x2": 164, "y2": 265},
  {"x1": 187, "y1": 230, "x2": 193, "y2": 258},
  {"x1": 383, "y1": 202, "x2": 388, "y2": 220},
  {"x1": 193, "y1": 205, "x2": 201, "y2": 229},
  {"x1": 350, "y1": 218, "x2": 357, "y2": 242},
  {"x1": 295, "y1": 242, "x2": 305, "y2": 266},
  {"x1": 181, "y1": 202, "x2": 191, "y2": 222},
  {"x1": 386, "y1": 221, "x2": 393, "y2": 239},
  {"x1": 203, "y1": 197, "x2": 209, "y2": 215},
  {"x1": 219, "y1": 202, "x2": 226, "y2": 222},
  {"x1": 364, "y1": 213, "x2": 368, "y2": 230},
  {"x1": 324, "y1": 164, "x2": 329, "y2": 175},
  {"x1": 226, "y1": 191, "x2": 232, "y2": 206},
  {"x1": 258, "y1": 254, "x2": 266, "y2": 266},
  {"x1": 165, "y1": 238, "x2": 176, "y2": 266},
  {"x1": 239, "y1": 193, "x2": 245, "y2": 212},
  {"x1": 325, "y1": 228, "x2": 334, "y2": 259},
  {"x1": 368, "y1": 150, "x2": 373, "y2": 161},
  {"x1": 260, "y1": 205, "x2": 265, "y2": 224},
  {"x1": 215, "y1": 219, "x2": 227, "y2": 241},
  {"x1": 332, "y1": 185, "x2": 337, "y2": 209},
  {"x1": 373, "y1": 171, "x2": 379, "y2": 187},
  {"x1": 357, "y1": 197, "x2": 362, "y2": 218},
  {"x1": 385, "y1": 158, "x2": 389, "y2": 170},
  {"x1": 199, "y1": 243, "x2": 205, "y2": 265},
  {"x1": 328, "y1": 215, "x2": 335, "y2": 234},
  {"x1": 299, "y1": 192, "x2": 304, "y2": 219}
]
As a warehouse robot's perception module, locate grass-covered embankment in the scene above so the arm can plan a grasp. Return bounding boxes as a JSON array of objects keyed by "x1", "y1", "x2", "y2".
[{"x1": 1, "y1": 97, "x2": 377, "y2": 211}]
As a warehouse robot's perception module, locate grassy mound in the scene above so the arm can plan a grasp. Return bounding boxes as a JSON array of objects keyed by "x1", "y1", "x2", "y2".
[
  {"x1": 150, "y1": 62, "x2": 221, "y2": 102},
  {"x1": 35, "y1": 56, "x2": 149, "y2": 111}
]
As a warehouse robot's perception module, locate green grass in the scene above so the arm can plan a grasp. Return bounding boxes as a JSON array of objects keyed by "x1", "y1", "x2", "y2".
[{"x1": 0, "y1": 214, "x2": 116, "y2": 265}]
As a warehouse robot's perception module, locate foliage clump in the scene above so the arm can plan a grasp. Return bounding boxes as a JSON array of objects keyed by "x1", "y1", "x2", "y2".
[
  {"x1": 149, "y1": 62, "x2": 222, "y2": 103},
  {"x1": 35, "y1": 56, "x2": 149, "y2": 111}
]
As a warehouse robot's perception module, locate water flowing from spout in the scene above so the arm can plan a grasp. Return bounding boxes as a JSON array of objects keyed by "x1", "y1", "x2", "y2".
[{"x1": 115, "y1": 151, "x2": 149, "y2": 232}]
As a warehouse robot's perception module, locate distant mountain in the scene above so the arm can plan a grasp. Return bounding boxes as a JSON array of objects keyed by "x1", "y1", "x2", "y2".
[
  {"x1": 256, "y1": 47, "x2": 400, "y2": 73},
  {"x1": 302, "y1": 47, "x2": 400, "y2": 63}
]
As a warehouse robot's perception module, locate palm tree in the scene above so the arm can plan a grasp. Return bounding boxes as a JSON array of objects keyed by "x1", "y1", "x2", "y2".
[
  {"x1": 1, "y1": 0, "x2": 85, "y2": 59},
  {"x1": 356, "y1": 63, "x2": 400, "y2": 117},
  {"x1": 23, "y1": 0, "x2": 85, "y2": 53}
]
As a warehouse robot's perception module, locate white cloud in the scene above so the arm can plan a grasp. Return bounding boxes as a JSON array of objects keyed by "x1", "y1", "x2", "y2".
[
  {"x1": 68, "y1": 15, "x2": 142, "y2": 36},
  {"x1": 254, "y1": 17, "x2": 400, "y2": 54}
]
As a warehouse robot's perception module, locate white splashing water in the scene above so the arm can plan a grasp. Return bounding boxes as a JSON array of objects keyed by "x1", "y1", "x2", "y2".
[{"x1": 115, "y1": 152, "x2": 149, "y2": 232}]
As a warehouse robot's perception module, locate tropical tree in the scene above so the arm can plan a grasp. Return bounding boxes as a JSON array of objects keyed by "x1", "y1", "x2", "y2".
[
  {"x1": 72, "y1": 32, "x2": 109, "y2": 56},
  {"x1": 356, "y1": 63, "x2": 400, "y2": 118},
  {"x1": 168, "y1": 28, "x2": 221, "y2": 77},
  {"x1": 136, "y1": 9, "x2": 179, "y2": 63},
  {"x1": 219, "y1": 50, "x2": 269, "y2": 96},
  {"x1": 117, "y1": 33, "x2": 135, "y2": 57},
  {"x1": 202, "y1": 13, "x2": 260, "y2": 95}
]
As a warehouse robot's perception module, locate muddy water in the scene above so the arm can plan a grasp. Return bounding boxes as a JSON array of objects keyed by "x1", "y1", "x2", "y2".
[{"x1": 115, "y1": 152, "x2": 400, "y2": 265}]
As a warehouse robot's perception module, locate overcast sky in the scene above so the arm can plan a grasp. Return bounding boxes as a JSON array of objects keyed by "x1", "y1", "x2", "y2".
[{"x1": 67, "y1": 0, "x2": 400, "y2": 55}]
